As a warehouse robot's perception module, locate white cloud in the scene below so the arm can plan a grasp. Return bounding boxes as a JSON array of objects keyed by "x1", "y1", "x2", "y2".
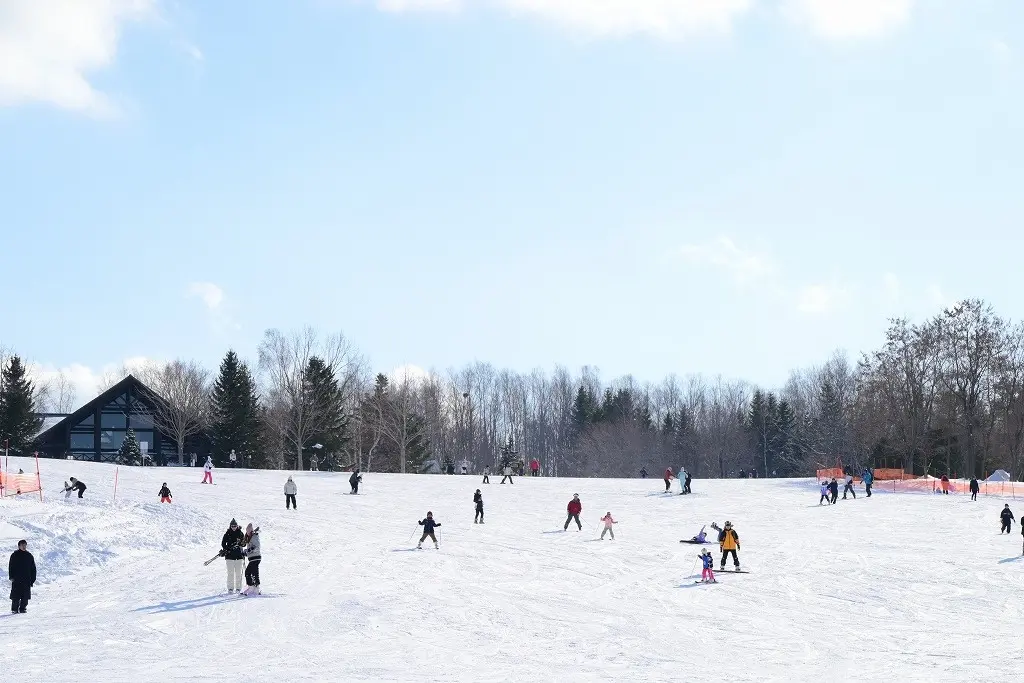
[
  {"x1": 678, "y1": 237, "x2": 776, "y2": 287},
  {"x1": 797, "y1": 282, "x2": 847, "y2": 314},
  {"x1": 0, "y1": 0, "x2": 155, "y2": 116},
  {"x1": 388, "y1": 364, "x2": 431, "y2": 388},
  {"x1": 371, "y1": 0, "x2": 754, "y2": 39},
  {"x1": 187, "y1": 282, "x2": 225, "y2": 310},
  {"x1": 30, "y1": 356, "x2": 159, "y2": 412},
  {"x1": 781, "y1": 0, "x2": 912, "y2": 40}
]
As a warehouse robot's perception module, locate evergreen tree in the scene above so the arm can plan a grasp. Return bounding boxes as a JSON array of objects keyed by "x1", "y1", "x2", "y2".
[
  {"x1": 774, "y1": 399, "x2": 800, "y2": 476},
  {"x1": 208, "y1": 350, "x2": 263, "y2": 467},
  {"x1": 117, "y1": 428, "x2": 143, "y2": 465},
  {"x1": 571, "y1": 386, "x2": 597, "y2": 440},
  {"x1": 0, "y1": 355, "x2": 42, "y2": 454},
  {"x1": 301, "y1": 356, "x2": 348, "y2": 467}
]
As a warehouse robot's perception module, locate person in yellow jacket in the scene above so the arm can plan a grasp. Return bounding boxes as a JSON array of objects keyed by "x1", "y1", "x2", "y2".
[{"x1": 718, "y1": 521, "x2": 740, "y2": 571}]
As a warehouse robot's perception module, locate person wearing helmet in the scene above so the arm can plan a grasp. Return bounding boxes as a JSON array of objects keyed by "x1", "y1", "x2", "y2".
[
  {"x1": 718, "y1": 521, "x2": 740, "y2": 571},
  {"x1": 699, "y1": 548, "x2": 716, "y2": 583},
  {"x1": 564, "y1": 494, "x2": 583, "y2": 531},
  {"x1": 818, "y1": 481, "x2": 831, "y2": 505},
  {"x1": 418, "y1": 512, "x2": 441, "y2": 549}
]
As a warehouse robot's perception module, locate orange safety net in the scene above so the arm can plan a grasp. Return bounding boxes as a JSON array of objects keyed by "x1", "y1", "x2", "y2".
[
  {"x1": 883, "y1": 477, "x2": 1024, "y2": 497},
  {"x1": 0, "y1": 471, "x2": 41, "y2": 496},
  {"x1": 872, "y1": 468, "x2": 913, "y2": 481},
  {"x1": 815, "y1": 468, "x2": 844, "y2": 481}
]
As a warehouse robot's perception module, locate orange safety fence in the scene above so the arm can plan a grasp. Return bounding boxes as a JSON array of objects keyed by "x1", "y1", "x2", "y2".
[
  {"x1": 0, "y1": 471, "x2": 41, "y2": 496},
  {"x1": 872, "y1": 468, "x2": 913, "y2": 481},
  {"x1": 815, "y1": 468, "x2": 844, "y2": 481},
  {"x1": 885, "y1": 477, "x2": 1024, "y2": 498}
]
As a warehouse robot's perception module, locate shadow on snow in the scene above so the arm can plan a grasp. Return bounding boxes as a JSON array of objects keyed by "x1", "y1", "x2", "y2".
[{"x1": 134, "y1": 593, "x2": 280, "y2": 613}]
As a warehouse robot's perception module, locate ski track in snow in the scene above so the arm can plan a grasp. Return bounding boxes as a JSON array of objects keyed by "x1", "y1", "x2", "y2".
[{"x1": 1, "y1": 457, "x2": 1023, "y2": 682}]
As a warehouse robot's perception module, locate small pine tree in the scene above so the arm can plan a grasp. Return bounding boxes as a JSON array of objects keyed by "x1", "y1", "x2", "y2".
[
  {"x1": 117, "y1": 428, "x2": 144, "y2": 465},
  {"x1": 209, "y1": 350, "x2": 263, "y2": 467},
  {"x1": 0, "y1": 355, "x2": 42, "y2": 454}
]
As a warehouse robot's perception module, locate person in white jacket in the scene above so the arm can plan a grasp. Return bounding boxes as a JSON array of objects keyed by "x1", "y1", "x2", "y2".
[
  {"x1": 241, "y1": 524, "x2": 261, "y2": 596},
  {"x1": 202, "y1": 456, "x2": 214, "y2": 484},
  {"x1": 284, "y1": 476, "x2": 297, "y2": 510}
]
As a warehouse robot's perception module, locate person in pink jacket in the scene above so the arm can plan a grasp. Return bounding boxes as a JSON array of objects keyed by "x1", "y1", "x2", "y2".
[{"x1": 600, "y1": 512, "x2": 616, "y2": 540}]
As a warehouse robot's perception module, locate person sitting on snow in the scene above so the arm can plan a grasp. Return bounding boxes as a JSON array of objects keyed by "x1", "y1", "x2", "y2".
[{"x1": 691, "y1": 526, "x2": 707, "y2": 543}]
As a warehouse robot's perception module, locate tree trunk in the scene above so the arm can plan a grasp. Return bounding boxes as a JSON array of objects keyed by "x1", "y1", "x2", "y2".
[{"x1": 296, "y1": 443, "x2": 304, "y2": 471}]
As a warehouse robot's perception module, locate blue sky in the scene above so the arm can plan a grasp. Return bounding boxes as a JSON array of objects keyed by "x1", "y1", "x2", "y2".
[{"x1": 1, "y1": 0, "x2": 1022, "y2": 400}]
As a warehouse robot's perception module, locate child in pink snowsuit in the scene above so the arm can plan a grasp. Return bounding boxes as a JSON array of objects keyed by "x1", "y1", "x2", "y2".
[
  {"x1": 600, "y1": 512, "x2": 616, "y2": 540},
  {"x1": 700, "y1": 549, "x2": 716, "y2": 583}
]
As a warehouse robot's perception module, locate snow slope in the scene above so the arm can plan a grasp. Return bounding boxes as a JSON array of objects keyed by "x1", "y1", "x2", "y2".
[{"x1": 1, "y1": 457, "x2": 1023, "y2": 682}]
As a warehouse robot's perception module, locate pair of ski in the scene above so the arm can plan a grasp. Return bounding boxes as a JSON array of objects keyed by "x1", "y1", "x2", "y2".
[{"x1": 694, "y1": 568, "x2": 749, "y2": 583}]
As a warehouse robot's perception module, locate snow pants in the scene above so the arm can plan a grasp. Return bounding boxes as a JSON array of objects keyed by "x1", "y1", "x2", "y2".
[
  {"x1": 475, "y1": 507, "x2": 484, "y2": 523},
  {"x1": 721, "y1": 549, "x2": 739, "y2": 568},
  {"x1": 351, "y1": 483, "x2": 359, "y2": 494},
  {"x1": 286, "y1": 494, "x2": 296, "y2": 509},
  {"x1": 843, "y1": 484, "x2": 856, "y2": 499},
  {"x1": 10, "y1": 583, "x2": 29, "y2": 613},
  {"x1": 500, "y1": 475, "x2": 513, "y2": 484},
  {"x1": 564, "y1": 514, "x2": 582, "y2": 531},
  {"x1": 419, "y1": 531, "x2": 437, "y2": 546},
  {"x1": 482, "y1": 475, "x2": 489, "y2": 484},
  {"x1": 685, "y1": 479, "x2": 692, "y2": 494},
  {"x1": 531, "y1": 469, "x2": 539, "y2": 477},
  {"x1": 203, "y1": 471, "x2": 213, "y2": 484},
  {"x1": 1002, "y1": 521, "x2": 1012, "y2": 534},
  {"x1": 701, "y1": 567, "x2": 715, "y2": 582},
  {"x1": 160, "y1": 496, "x2": 172, "y2": 503},
  {"x1": 226, "y1": 559, "x2": 244, "y2": 591},
  {"x1": 600, "y1": 526, "x2": 615, "y2": 540},
  {"x1": 830, "y1": 491, "x2": 838, "y2": 504},
  {"x1": 819, "y1": 494, "x2": 830, "y2": 505},
  {"x1": 664, "y1": 478, "x2": 671, "y2": 491},
  {"x1": 245, "y1": 558, "x2": 261, "y2": 587},
  {"x1": 865, "y1": 483, "x2": 872, "y2": 497},
  {"x1": 971, "y1": 491, "x2": 978, "y2": 501}
]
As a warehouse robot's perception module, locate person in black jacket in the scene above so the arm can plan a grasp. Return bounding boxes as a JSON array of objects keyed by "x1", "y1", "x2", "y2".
[
  {"x1": 350, "y1": 469, "x2": 362, "y2": 495},
  {"x1": 1000, "y1": 504, "x2": 1015, "y2": 534},
  {"x1": 221, "y1": 519, "x2": 246, "y2": 593},
  {"x1": 9, "y1": 540, "x2": 36, "y2": 614},
  {"x1": 969, "y1": 478, "x2": 980, "y2": 501},
  {"x1": 64, "y1": 477, "x2": 87, "y2": 499},
  {"x1": 828, "y1": 478, "x2": 839, "y2": 505},
  {"x1": 684, "y1": 471, "x2": 693, "y2": 494},
  {"x1": 473, "y1": 490, "x2": 484, "y2": 524},
  {"x1": 159, "y1": 483, "x2": 172, "y2": 503},
  {"x1": 417, "y1": 512, "x2": 441, "y2": 549}
]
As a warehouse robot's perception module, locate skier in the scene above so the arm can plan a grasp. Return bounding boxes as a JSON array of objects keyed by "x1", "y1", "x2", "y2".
[
  {"x1": 639, "y1": 467, "x2": 648, "y2": 479},
  {"x1": 1000, "y1": 504, "x2": 1015, "y2": 534},
  {"x1": 482, "y1": 467, "x2": 490, "y2": 485},
  {"x1": 842, "y1": 474, "x2": 856, "y2": 500},
  {"x1": 417, "y1": 512, "x2": 441, "y2": 549},
  {"x1": 862, "y1": 468, "x2": 874, "y2": 497},
  {"x1": 241, "y1": 523, "x2": 261, "y2": 596},
  {"x1": 818, "y1": 481, "x2": 831, "y2": 505},
  {"x1": 684, "y1": 470, "x2": 692, "y2": 495},
  {"x1": 718, "y1": 521, "x2": 740, "y2": 571},
  {"x1": 969, "y1": 478, "x2": 980, "y2": 502},
  {"x1": 310, "y1": 454, "x2": 319, "y2": 472},
  {"x1": 564, "y1": 494, "x2": 583, "y2": 531},
  {"x1": 500, "y1": 465, "x2": 514, "y2": 484},
  {"x1": 221, "y1": 519, "x2": 245, "y2": 593},
  {"x1": 159, "y1": 483, "x2": 172, "y2": 503},
  {"x1": 349, "y1": 469, "x2": 362, "y2": 495},
  {"x1": 460, "y1": 460, "x2": 468, "y2": 475},
  {"x1": 474, "y1": 489, "x2": 484, "y2": 524},
  {"x1": 530, "y1": 459, "x2": 540, "y2": 477},
  {"x1": 698, "y1": 548, "x2": 716, "y2": 583},
  {"x1": 940, "y1": 474, "x2": 950, "y2": 495},
  {"x1": 8, "y1": 540, "x2": 36, "y2": 614},
  {"x1": 692, "y1": 526, "x2": 707, "y2": 543},
  {"x1": 202, "y1": 456, "x2": 214, "y2": 484},
  {"x1": 599, "y1": 512, "x2": 616, "y2": 540},
  {"x1": 65, "y1": 477, "x2": 86, "y2": 499},
  {"x1": 284, "y1": 476, "x2": 297, "y2": 509},
  {"x1": 678, "y1": 467, "x2": 688, "y2": 495},
  {"x1": 664, "y1": 467, "x2": 675, "y2": 492},
  {"x1": 829, "y1": 478, "x2": 839, "y2": 504}
]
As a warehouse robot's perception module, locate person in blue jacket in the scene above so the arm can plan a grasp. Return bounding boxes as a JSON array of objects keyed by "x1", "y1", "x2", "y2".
[
  {"x1": 417, "y1": 512, "x2": 441, "y2": 549},
  {"x1": 862, "y1": 469, "x2": 874, "y2": 497},
  {"x1": 698, "y1": 549, "x2": 716, "y2": 583}
]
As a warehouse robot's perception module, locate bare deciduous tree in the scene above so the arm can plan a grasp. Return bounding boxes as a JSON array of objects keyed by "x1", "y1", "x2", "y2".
[{"x1": 142, "y1": 360, "x2": 211, "y2": 465}]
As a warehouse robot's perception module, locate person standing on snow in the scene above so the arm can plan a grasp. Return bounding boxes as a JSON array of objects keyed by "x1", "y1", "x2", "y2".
[
  {"x1": 473, "y1": 489, "x2": 484, "y2": 524},
  {"x1": 530, "y1": 459, "x2": 540, "y2": 477},
  {"x1": 698, "y1": 548, "x2": 716, "y2": 583},
  {"x1": 159, "y1": 483, "x2": 172, "y2": 503},
  {"x1": 829, "y1": 478, "x2": 839, "y2": 504},
  {"x1": 65, "y1": 477, "x2": 86, "y2": 499},
  {"x1": 284, "y1": 476, "x2": 297, "y2": 509},
  {"x1": 818, "y1": 481, "x2": 831, "y2": 505},
  {"x1": 500, "y1": 465, "x2": 514, "y2": 484},
  {"x1": 241, "y1": 524, "x2": 261, "y2": 596},
  {"x1": 202, "y1": 456, "x2": 214, "y2": 484},
  {"x1": 842, "y1": 474, "x2": 856, "y2": 500},
  {"x1": 8, "y1": 540, "x2": 36, "y2": 614},
  {"x1": 862, "y1": 469, "x2": 874, "y2": 497},
  {"x1": 969, "y1": 478, "x2": 980, "y2": 501},
  {"x1": 599, "y1": 512, "x2": 616, "y2": 540},
  {"x1": 718, "y1": 521, "x2": 740, "y2": 571},
  {"x1": 349, "y1": 469, "x2": 362, "y2": 494},
  {"x1": 678, "y1": 467, "x2": 688, "y2": 495},
  {"x1": 482, "y1": 467, "x2": 490, "y2": 485},
  {"x1": 639, "y1": 467, "x2": 648, "y2": 479},
  {"x1": 221, "y1": 519, "x2": 245, "y2": 593},
  {"x1": 684, "y1": 470, "x2": 692, "y2": 495},
  {"x1": 417, "y1": 512, "x2": 441, "y2": 549},
  {"x1": 940, "y1": 474, "x2": 950, "y2": 495},
  {"x1": 663, "y1": 467, "x2": 675, "y2": 492},
  {"x1": 1000, "y1": 504, "x2": 1015, "y2": 534},
  {"x1": 564, "y1": 494, "x2": 583, "y2": 531}
]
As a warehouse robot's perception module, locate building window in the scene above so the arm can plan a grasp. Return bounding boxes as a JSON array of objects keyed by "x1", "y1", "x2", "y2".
[
  {"x1": 79, "y1": 414, "x2": 95, "y2": 427},
  {"x1": 101, "y1": 412, "x2": 127, "y2": 429},
  {"x1": 133, "y1": 431, "x2": 154, "y2": 452},
  {"x1": 129, "y1": 412, "x2": 154, "y2": 430},
  {"x1": 100, "y1": 430, "x2": 127, "y2": 451},
  {"x1": 70, "y1": 433, "x2": 95, "y2": 450}
]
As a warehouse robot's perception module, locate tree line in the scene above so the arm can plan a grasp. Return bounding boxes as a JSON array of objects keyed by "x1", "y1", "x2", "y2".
[{"x1": 3, "y1": 298, "x2": 1024, "y2": 478}]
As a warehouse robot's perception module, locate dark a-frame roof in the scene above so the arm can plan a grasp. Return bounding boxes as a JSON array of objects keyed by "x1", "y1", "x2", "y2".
[{"x1": 35, "y1": 374, "x2": 164, "y2": 443}]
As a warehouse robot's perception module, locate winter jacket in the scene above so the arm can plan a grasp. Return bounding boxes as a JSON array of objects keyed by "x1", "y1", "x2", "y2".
[
  {"x1": 820, "y1": 484, "x2": 829, "y2": 496},
  {"x1": 664, "y1": 469, "x2": 674, "y2": 480},
  {"x1": 845, "y1": 476, "x2": 853, "y2": 486},
  {"x1": 221, "y1": 527, "x2": 245, "y2": 560},
  {"x1": 419, "y1": 518, "x2": 441, "y2": 533},
  {"x1": 530, "y1": 459, "x2": 540, "y2": 471},
  {"x1": 700, "y1": 553, "x2": 714, "y2": 570},
  {"x1": 159, "y1": 485, "x2": 172, "y2": 498},
  {"x1": 969, "y1": 479, "x2": 980, "y2": 493},
  {"x1": 71, "y1": 480, "x2": 86, "y2": 493},
  {"x1": 567, "y1": 499, "x2": 582, "y2": 516},
  {"x1": 8, "y1": 549, "x2": 36, "y2": 586},
  {"x1": 243, "y1": 532, "x2": 261, "y2": 561},
  {"x1": 204, "y1": 462, "x2": 213, "y2": 473},
  {"x1": 600, "y1": 514, "x2": 615, "y2": 529},
  {"x1": 473, "y1": 492, "x2": 483, "y2": 509},
  {"x1": 1001, "y1": 508, "x2": 1015, "y2": 523},
  {"x1": 862, "y1": 470, "x2": 874, "y2": 485},
  {"x1": 284, "y1": 480, "x2": 297, "y2": 495},
  {"x1": 503, "y1": 467, "x2": 512, "y2": 476},
  {"x1": 349, "y1": 472, "x2": 361, "y2": 486},
  {"x1": 828, "y1": 481, "x2": 839, "y2": 495},
  {"x1": 719, "y1": 528, "x2": 740, "y2": 551}
]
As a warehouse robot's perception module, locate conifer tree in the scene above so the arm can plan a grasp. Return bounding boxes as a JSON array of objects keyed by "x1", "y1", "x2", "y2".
[
  {"x1": 117, "y1": 428, "x2": 143, "y2": 465},
  {"x1": 0, "y1": 355, "x2": 42, "y2": 454},
  {"x1": 208, "y1": 350, "x2": 263, "y2": 467},
  {"x1": 301, "y1": 356, "x2": 348, "y2": 464}
]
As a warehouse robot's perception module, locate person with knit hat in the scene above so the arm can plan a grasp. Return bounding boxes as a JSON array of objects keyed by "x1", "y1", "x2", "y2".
[
  {"x1": 241, "y1": 523, "x2": 261, "y2": 596},
  {"x1": 221, "y1": 519, "x2": 245, "y2": 593},
  {"x1": 564, "y1": 494, "x2": 583, "y2": 531}
]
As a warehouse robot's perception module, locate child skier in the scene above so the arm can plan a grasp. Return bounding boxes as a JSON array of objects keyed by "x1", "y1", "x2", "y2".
[
  {"x1": 202, "y1": 456, "x2": 214, "y2": 484},
  {"x1": 221, "y1": 519, "x2": 245, "y2": 593},
  {"x1": 664, "y1": 467, "x2": 675, "y2": 492},
  {"x1": 699, "y1": 549, "x2": 716, "y2": 583},
  {"x1": 349, "y1": 469, "x2": 362, "y2": 494},
  {"x1": 284, "y1": 476, "x2": 297, "y2": 509},
  {"x1": 474, "y1": 489, "x2": 484, "y2": 524},
  {"x1": 678, "y1": 468, "x2": 687, "y2": 495},
  {"x1": 65, "y1": 477, "x2": 86, "y2": 499},
  {"x1": 692, "y1": 526, "x2": 707, "y2": 543},
  {"x1": 241, "y1": 523, "x2": 261, "y2": 596},
  {"x1": 818, "y1": 481, "x2": 831, "y2": 505},
  {"x1": 1000, "y1": 504, "x2": 1015, "y2": 534},
  {"x1": 159, "y1": 483, "x2": 172, "y2": 503},
  {"x1": 842, "y1": 474, "x2": 856, "y2": 499},
  {"x1": 718, "y1": 521, "x2": 740, "y2": 571},
  {"x1": 564, "y1": 494, "x2": 583, "y2": 531},
  {"x1": 599, "y1": 512, "x2": 616, "y2": 540},
  {"x1": 417, "y1": 512, "x2": 441, "y2": 549}
]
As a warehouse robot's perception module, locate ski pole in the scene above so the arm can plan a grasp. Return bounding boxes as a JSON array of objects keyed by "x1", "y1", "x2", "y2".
[
  {"x1": 407, "y1": 525, "x2": 420, "y2": 543},
  {"x1": 689, "y1": 557, "x2": 698, "y2": 578}
]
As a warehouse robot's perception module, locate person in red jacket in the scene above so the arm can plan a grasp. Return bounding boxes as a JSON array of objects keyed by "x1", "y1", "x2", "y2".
[
  {"x1": 564, "y1": 494, "x2": 583, "y2": 531},
  {"x1": 530, "y1": 459, "x2": 540, "y2": 477},
  {"x1": 664, "y1": 467, "x2": 675, "y2": 492}
]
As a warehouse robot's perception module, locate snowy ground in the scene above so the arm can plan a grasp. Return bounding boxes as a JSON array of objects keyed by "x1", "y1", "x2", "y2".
[{"x1": 1, "y1": 458, "x2": 1023, "y2": 682}]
